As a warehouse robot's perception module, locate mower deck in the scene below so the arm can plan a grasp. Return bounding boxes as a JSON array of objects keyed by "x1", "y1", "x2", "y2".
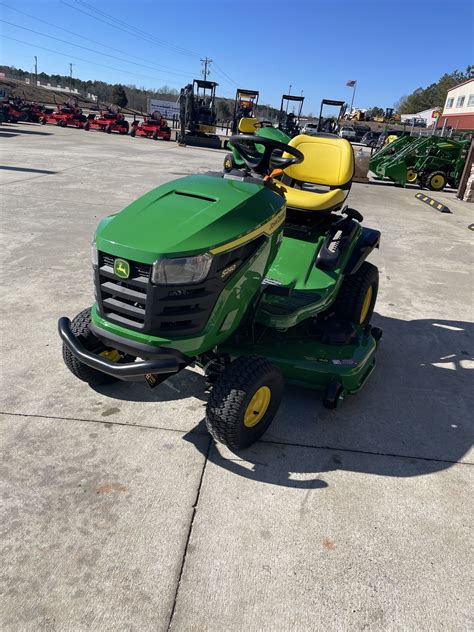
[{"x1": 220, "y1": 322, "x2": 379, "y2": 395}]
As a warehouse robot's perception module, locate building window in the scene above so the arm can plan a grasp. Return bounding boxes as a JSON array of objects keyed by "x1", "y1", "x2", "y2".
[
  {"x1": 468, "y1": 95, "x2": 474, "y2": 107},
  {"x1": 456, "y1": 96, "x2": 465, "y2": 107},
  {"x1": 446, "y1": 97, "x2": 454, "y2": 108}
]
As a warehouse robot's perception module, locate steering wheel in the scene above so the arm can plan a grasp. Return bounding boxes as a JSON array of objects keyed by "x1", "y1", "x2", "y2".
[{"x1": 229, "y1": 134, "x2": 304, "y2": 176}]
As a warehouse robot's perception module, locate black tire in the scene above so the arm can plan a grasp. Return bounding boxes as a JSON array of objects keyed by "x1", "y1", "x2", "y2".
[
  {"x1": 322, "y1": 380, "x2": 344, "y2": 410},
  {"x1": 426, "y1": 170, "x2": 447, "y2": 192},
  {"x1": 334, "y1": 262, "x2": 379, "y2": 325},
  {"x1": 41, "y1": 118, "x2": 47, "y2": 125},
  {"x1": 106, "y1": 124, "x2": 112, "y2": 134},
  {"x1": 152, "y1": 130, "x2": 159, "y2": 140},
  {"x1": 62, "y1": 308, "x2": 120, "y2": 386},
  {"x1": 223, "y1": 153, "x2": 234, "y2": 172},
  {"x1": 130, "y1": 127, "x2": 136, "y2": 137},
  {"x1": 206, "y1": 356, "x2": 284, "y2": 450},
  {"x1": 83, "y1": 122, "x2": 90, "y2": 131}
]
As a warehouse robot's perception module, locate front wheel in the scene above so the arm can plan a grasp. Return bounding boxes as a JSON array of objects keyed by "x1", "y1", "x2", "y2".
[
  {"x1": 83, "y1": 122, "x2": 90, "y2": 131},
  {"x1": 62, "y1": 308, "x2": 130, "y2": 386},
  {"x1": 130, "y1": 127, "x2": 136, "y2": 137},
  {"x1": 334, "y1": 262, "x2": 379, "y2": 325},
  {"x1": 106, "y1": 124, "x2": 112, "y2": 134},
  {"x1": 223, "y1": 153, "x2": 234, "y2": 172},
  {"x1": 206, "y1": 356, "x2": 284, "y2": 450}
]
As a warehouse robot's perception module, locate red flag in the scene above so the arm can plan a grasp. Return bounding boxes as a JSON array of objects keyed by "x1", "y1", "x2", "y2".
[{"x1": 346, "y1": 80, "x2": 356, "y2": 87}]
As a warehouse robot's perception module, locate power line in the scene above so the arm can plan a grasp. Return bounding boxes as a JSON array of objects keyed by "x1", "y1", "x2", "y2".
[
  {"x1": 212, "y1": 61, "x2": 239, "y2": 87},
  {"x1": 60, "y1": 0, "x2": 200, "y2": 59},
  {"x1": 0, "y1": 35, "x2": 184, "y2": 89},
  {"x1": 0, "y1": 2, "x2": 197, "y2": 77},
  {"x1": 76, "y1": 0, "x2": 201, "y2": 58},
  {"x1": 0, "y1": 19, "x2": 193, "y2": 79}
]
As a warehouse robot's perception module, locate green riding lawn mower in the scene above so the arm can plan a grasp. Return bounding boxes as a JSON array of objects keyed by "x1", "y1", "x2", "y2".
[
  {"x1": 59, "y1": 133, "x2": 382, "y2": 450},
  {"x1": 223, "y1": 117, "x2": 290, "y2": 172}
]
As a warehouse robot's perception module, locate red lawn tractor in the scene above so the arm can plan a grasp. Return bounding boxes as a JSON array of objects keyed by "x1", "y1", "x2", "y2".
[
  {"x1": 41, "y1": 100, "x2": 87, "y2": 128},
  {"x1": 130, "y1": 111, "x2": 171, "y2": 140},
  {"x1": 84, "y1": 106, "x2": 129, "y2": 134}
]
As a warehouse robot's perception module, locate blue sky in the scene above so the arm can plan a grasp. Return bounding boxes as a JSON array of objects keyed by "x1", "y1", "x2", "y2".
[{"x1": 0, "y1": 0, "x2": 472, "y2": 114}]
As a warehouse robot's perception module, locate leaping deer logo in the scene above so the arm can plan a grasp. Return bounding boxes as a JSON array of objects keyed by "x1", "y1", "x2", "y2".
[{"x1": 114, "y1": 259, "x2": 129, "y2": 278}]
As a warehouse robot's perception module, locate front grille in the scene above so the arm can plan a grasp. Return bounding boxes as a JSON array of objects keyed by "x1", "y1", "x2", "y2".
[{"x1": 95, "y1": 238, "x2": 262, "y2": 337}]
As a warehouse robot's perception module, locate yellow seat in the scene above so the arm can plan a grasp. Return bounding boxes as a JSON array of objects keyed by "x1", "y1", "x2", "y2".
[
  {"x1": 238, "y1": 117, "x2": 259, "y2": 133},
  {"x1": 277, "y1": 134, "x2": 354, "y2": 212}
]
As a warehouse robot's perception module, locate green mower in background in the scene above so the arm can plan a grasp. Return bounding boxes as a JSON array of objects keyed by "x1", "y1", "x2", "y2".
[
  {"x1": 59, "y1": 133, "x2": 382, "y2": 450},
  {"x1": 223, "y1": 117, "x2": 290, "y2": 172}
]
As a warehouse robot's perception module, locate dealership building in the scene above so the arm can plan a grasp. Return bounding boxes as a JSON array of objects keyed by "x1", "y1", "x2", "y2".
[{"x1": 437, "y1": 78, "x2": 474, "y2": 130}]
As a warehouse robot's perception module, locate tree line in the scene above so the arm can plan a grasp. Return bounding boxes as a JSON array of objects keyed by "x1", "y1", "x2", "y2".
[{"x1": 1, "y1": 65, "x2": 280, "y2": 121}]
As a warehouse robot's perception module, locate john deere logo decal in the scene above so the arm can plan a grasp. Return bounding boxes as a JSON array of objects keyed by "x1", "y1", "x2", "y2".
[{"x1": 114, "y1": 258, "x2": 130, "y2": 279}]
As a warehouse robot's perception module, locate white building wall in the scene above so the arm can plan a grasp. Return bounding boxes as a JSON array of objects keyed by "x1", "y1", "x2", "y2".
[{"x1": 443, "y1": 79, "x2": 474, "y2": 115}]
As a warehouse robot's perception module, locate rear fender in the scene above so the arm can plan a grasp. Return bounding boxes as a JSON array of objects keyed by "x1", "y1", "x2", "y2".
[{"x1": 343, "y1": 227, "x2": 381, "y2": 275}]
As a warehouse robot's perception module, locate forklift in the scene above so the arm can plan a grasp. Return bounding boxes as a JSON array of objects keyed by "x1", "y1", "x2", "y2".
[
  {"x1": 231, "y1": 89, "x2": 259, "y2": 133},
  {"x1": 277, "y1": 94, "x2": 304, "y2": 137},
  {"x1": 317, "y1": 99, "x2": 347, "y2": 134},
  {"x1": 177, "y1": 79, "x2": 222, "y2": 149}
]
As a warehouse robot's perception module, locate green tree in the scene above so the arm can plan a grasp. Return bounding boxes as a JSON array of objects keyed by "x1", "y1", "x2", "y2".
[
  {"x1": 112, "y1": 84, "x2": 128, "y2": 108},
  {"x1": 395, "y1": 67, "x2": 472, "y2": 114}
]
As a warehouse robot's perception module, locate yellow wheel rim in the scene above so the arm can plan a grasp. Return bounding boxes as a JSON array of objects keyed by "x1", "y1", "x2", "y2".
[
  {"x1": 225, "y1": 159, "x2": 232, "y2": 170},
  {"x1": 244, "y1": 386, "x2": 271, "y2": 428},
  {"x1": 407, "y1": 169, "x2": 417, "y2": 183},
  {"x1": 359, "y1": 286, "x2": 373, "y2": 324},
  {"x1": 430, "y1": 174, "x2": 445, "y2": 190},
  {"x1": 99, "y1": 348, "x2": 121, "y2": 362}
]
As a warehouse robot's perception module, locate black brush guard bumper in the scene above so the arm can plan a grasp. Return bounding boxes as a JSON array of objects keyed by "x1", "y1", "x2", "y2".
[{"x1": 58, "y1": 317, "x2": 181, "y2": 379}]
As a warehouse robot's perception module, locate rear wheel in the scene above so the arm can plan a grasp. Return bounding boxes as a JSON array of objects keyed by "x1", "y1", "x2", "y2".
[
  {"x1": 334, "y1": 262, "x2": 379, "y2": 325},
  {"x1": 206, "y1": 356, "x2": 284, "y2": 450},
  {"x1": 426, "y1": 171, "x2": 447, "y2": 191},
  {"x1": 62, "y1": 308, "x2": 131, "y2": 386}
]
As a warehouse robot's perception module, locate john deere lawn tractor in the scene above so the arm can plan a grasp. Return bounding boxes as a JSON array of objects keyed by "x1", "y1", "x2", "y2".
[
  {"x1": 59, "y1": 133, "x2": 382, "y2": 450},
  {"x1": 231, "y1": 88, "x2": 259, "y2": 134},
  {"x1": 223, "y1": 117, "x2": 290, "y2": 172}
]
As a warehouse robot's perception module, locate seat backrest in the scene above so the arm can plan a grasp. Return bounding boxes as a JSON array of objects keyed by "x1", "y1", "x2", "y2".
[
  {"x1": 284, "y1": 134, "x2": 354, "y2": 187},
  {"x1": 238, "y1": 117, "x2": 258, "y2": 133}
]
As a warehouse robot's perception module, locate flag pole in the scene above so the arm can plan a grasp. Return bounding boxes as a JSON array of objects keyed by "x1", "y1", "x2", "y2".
[{"x1": 350, "y1": 80, "x2": 357, "y2": 113}]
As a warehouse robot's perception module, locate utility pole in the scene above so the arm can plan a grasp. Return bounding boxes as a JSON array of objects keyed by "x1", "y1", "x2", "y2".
[
  {"x1": 200, "y1": 57, "x2": 212, "y2": 81},
  {"x1": 69, "y1": 63, "x2": 73, "y2": 92},
  {"x1": 34, "y1": 56, "x2": 38, "y2": 85}
]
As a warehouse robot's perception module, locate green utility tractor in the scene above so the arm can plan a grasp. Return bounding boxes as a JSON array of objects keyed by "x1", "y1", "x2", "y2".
[
  {"x1": 59, "y1": 134, "x2": 382, "y2": 450},
  {"x1": 224, "y1": 117, "x2": 290, "y2": 172},
  {"x1": 370, "y1": 135, "x2": 470, "y2": 190},
  {"x1": 369, "y1": 135, "x2": 417, "y2": 176}
]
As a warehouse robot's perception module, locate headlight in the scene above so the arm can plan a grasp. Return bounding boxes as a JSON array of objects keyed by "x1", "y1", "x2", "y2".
[
  {"x1": 91, "y1": 239, "x2": 98, "y2": 266},
  {"x1": 151, "y1": 253, "x2": 213, "y2": 285}
]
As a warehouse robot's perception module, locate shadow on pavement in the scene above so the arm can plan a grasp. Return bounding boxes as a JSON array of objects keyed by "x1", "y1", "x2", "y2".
[
  {"x1": 182, "y1": 314, "x2": 473, "y2": 488},
  {"x1": 0, "y1": 166, "x2": 57, "y2": 174},
  {"x1": 3, "y1": 127, "x2": 53, "y2": 136}
]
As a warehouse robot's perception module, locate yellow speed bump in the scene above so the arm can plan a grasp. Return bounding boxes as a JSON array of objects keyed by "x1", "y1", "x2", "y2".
[{"x1": 415, "y1": 192, "x2": 451, "y2": 214}]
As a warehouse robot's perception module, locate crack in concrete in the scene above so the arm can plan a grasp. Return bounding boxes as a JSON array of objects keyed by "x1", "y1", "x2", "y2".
[
  {"x1": 1, "y1": 410, "x2": 471, "y2": 466},
  {"x1": 166, "y1": 437, "x2": 212, "y2": 631}
]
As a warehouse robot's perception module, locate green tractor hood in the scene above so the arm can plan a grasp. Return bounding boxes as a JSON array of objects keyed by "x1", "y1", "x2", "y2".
[{"x1": 96, "y1": 174, "x2": 284, "y2": 264}]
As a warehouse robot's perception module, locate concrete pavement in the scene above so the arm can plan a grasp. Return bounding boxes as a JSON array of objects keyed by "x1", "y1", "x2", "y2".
[{"x1": 1, "y1": 122, "x2": 472, "y2": 631}]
